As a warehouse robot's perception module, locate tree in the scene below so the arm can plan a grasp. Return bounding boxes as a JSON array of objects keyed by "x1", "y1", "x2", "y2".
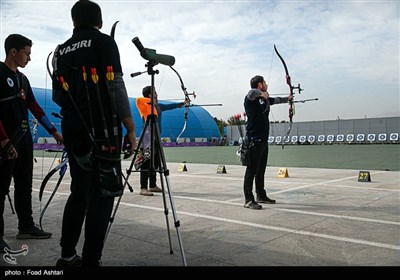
[
  {"x1": 227, "y1": 114, "x2": 246, "y2": 125},
  {"x1": 214, "y1": 117, "x2": 227, "y2": 136}
]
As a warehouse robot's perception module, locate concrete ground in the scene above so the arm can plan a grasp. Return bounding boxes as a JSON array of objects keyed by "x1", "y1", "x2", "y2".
[{"x1": 1, "y1": 158, "x2": 399, "y2": 276}]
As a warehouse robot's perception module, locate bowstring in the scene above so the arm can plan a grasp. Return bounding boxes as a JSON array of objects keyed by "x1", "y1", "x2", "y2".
[
  {"x1": 41, "y1": 64, "x2": 48, "y2": 181},
  {"x1": 42, "y1": 54, "x2": 59, "y2": 191},
  {"x1": 266, "y1": 46, "x2": 282, "y2": 142},
  {"x1": 157, "y1": 65, "x2": 166, "y2": 95}
]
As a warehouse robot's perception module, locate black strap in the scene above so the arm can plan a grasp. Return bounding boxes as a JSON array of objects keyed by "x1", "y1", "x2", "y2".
[{"x1": 0, "y1": 92, "x2": 23, "y2": 103}]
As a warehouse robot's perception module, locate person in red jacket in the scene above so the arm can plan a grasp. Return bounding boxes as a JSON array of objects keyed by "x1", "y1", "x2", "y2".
[{"x1": 0, "y1": 34, "x2": 63, "y2": 253}]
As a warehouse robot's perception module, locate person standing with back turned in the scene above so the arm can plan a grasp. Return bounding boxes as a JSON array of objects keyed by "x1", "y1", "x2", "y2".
[
  {"x1": 242, "y1": 75, "x2": 292, "y2": 210},
  {"x1": 0, "y1": 34, "x2": 63, "y2": 253},
  {"x1": 52, "y1": 0, "x2": 137, "y2": 266}
]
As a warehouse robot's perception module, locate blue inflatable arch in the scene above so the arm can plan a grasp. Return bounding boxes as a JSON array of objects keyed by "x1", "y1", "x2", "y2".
[{"x1": 31, "y1": 87, "x2": 221, "y2": 142}]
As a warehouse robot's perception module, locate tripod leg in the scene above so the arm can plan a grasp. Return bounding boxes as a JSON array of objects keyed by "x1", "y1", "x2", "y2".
[
  {"x1": 104, "y1": 118, "x2": 149, "y2": 244},
  {"x1": 153, "y1": 120, "x2": 187, "y2": 266},
  {"x1": 7, "y1": 193, "x2": 15, "y2": 214},
  {"x1": 156, "y1": 147, "x2": 174, "y2": 254}
]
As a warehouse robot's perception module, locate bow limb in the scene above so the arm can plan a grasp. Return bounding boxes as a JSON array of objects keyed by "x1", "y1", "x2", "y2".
[
  {"x1": 274, "y1": 45, "x2": 303, "y2": 148},
  {"x1": 39, "y1": 150, "x2": 68, "y2": 230},
  {"x1": 38, "y1": 149, "x2": 68, "y2": 201},
  {"x1": 39, "y1": 166, "x2": 66, "y2": 230},
  {"x1": 169, "y1": 65, "x2": 193, "y2": 104},
  {"x1": 46, "y1": 51, "x2": 53, "y2": 79},
  {"x1": 274, "y1": 45, "x2": 294, "y2": 126},
  {"x1": 110, "y1": 20, "x2": 119, "y2": 39},
  {"x1": 39, "y1": 163, "x2": 60, "y2": 202},
  {"x1": 169, "y1": 66, "x2": 196, "y2": 143},
  {"x1": 175, "y1": 120, "x2": 187, "y2": 144}
]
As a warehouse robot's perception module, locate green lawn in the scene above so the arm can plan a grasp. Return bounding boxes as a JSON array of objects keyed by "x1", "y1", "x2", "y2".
[
  {"x1": 34, "y1": 144, "x2": 400, "y2": 171},
  {"x1": 160, "y1": 144, "x2": 400, "y2": 171}
]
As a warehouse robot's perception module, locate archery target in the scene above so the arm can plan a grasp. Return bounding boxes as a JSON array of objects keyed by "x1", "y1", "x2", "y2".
[
  {"x1": 389, "y1": 133, "x2": 399, "y2": 141},
  {"x1": 177, "y1": 137, "x2": 190, "y2": 143},
  {"x1": 336, "y1": 134, "x2": 344, "y2": 142},
  {"x1": 346, "y1": 134, "x2": 354, "y2": 142},
  {"x1": 378, "y1": 133, "x2": 386, "y2": 141},
  {"x1": 317, "y1": 135, "x2": 325, "y2": 142},
  {"x1": 268, "y1": 136, "x2": 274, "y2": 144},
  {"x1": 357, "y1": 134, "x2": 365, "y2": 142},
  {"x1": 327, "y1": 135, "x2": 334, "y2": 142},
  {"x1": 367, "y1": 134, "x2": 375, "y2": 141}
]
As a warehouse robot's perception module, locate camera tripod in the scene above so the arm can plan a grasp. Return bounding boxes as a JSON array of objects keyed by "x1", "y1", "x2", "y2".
[{"x1": 105, "y1": 60, "x2": 187, "y2": 266}]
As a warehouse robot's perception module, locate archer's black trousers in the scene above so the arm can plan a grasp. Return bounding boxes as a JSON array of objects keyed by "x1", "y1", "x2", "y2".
[
  {"x1": 243, "y1": 140, "x2": 269, "y2": 203},
  {"x1": 0, "y1": 144, "x2": 35, "y2": 236},
  {"x1": 59, "y1": 151, "x2": 114, "y2": 264}
]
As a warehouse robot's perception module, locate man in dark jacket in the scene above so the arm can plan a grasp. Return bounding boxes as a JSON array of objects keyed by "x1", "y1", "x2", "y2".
[
  {"x1": 52, "y1": 0, "x2": 137, "y2": 266},
  {"x1": 242, "y1": 75, "x2": 292, "y2": 210}
]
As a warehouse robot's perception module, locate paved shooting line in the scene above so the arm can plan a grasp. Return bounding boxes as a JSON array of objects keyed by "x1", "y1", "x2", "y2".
[
  {"x1": 271, "y1": 170, "x2": 390, "y2": 194},
  {"x1": 30, "y1": 182, "x2": 400, "y2": 252},
  {"x1": 112, "y1": 200, "x2": 400, "y2": 251}
]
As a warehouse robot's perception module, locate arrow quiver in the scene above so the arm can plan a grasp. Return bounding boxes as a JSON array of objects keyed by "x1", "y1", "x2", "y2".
[{"x1": 57, "y1": 68, "x2": 124, "y2": 198}]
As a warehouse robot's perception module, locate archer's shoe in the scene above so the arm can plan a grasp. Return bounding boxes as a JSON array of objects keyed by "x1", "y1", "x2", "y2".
[
  {"x1": 0, "y1": 238, "x2": 10, "y2": 253},
  {"x1": 16, "y1": 225, "x2": 52, "y2": 239},
  {"x1": 244, "y1": 201, "x2": 262, "y2": 210},
  {"x1": 82, "y1": 259, "x2": 102, "y2": 267},
  {"x1": 149, "y1": 186, "x2": 162, "y2": 193},
  {"x1": 56, "y1": 255, "x2": 82, "y2": 267},
  {"x1": 256, "y1": 196, "x2": 276, "y2": 204},
  {"x1": 140, "y1": 189, "x2": 153, "y2": 196}
]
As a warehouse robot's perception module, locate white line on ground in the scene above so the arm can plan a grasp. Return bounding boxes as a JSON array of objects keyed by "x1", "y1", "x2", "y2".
[
  {"x1": 271, "y1": 171, "x2": 388, "y2": 194},
  {"x1": 117, "y1": 201, "x2": 400, "y2": 251},
  {"x1": 31, "y1": 187, "x2": 400, "y2": 251}
]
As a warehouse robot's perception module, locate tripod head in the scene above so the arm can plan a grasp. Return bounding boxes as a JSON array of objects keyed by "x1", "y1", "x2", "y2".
[{"x1": 146, "y1": 60, "x2": 159, "y2": 76}]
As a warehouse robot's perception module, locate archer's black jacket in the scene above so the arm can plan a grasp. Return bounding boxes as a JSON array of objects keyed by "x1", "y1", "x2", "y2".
[{"x1": 244, "y1": 89, "x2": 288, "y2": 141}]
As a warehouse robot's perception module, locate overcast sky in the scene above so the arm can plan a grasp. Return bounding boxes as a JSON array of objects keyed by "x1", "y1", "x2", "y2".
[{"x1": 0, "y1": 0, "x2": 398, "y2": 123}]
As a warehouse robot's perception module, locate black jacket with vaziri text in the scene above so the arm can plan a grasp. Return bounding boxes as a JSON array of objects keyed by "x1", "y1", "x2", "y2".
[{"x1": 52, "y1": 26, "x2": 123, "y2": 148}]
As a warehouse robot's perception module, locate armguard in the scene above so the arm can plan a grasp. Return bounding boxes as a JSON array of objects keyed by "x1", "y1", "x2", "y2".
[{"x1": 40, "y1": 115, "x2": 57, "y2": 135}]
